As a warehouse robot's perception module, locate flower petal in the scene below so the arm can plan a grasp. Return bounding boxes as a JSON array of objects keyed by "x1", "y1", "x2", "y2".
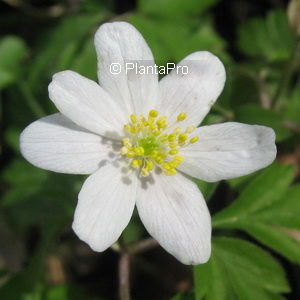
[
  {"x1": 136, "y1": 171, "x2": 211, "y2": 265},
  {"x1": 20, "y1": 113, "x2": 120, "y2": 174},
  {"x1": 178, "y1": 122, "x2": 277, "y2": 182},
  {"x1": 94, "y1": 21, "x2": 159, "y2": 116},
  {"x1": 72, "y1": 161, "x2": 137, "y2": 251},
  {"x1": 48, "y1": 70, "x2": 127, "y2": 139},
  {"x1": 157, "y1": 51, "x2": 226, "y2": 127}
]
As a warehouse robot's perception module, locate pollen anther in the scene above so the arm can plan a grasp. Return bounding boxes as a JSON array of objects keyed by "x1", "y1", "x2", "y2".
[
  {"x1": 177, "y1": 113, "x2": 187, "y2": 122},
  {"x1": 190, "y1": 136, "x2": 199, "y2": 144},
  {"x1": 120, "y1": 110, "x2": 199, "y2": 177}
]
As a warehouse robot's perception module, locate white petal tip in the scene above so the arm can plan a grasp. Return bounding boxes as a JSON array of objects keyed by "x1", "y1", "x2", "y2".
[
  {"x1": 72, "y1": 221, "x2": 112, "y2": 253},
  {"x1": 95, "y1": 21, "x2": 135, "y2": 37},
  {"x1": 176, "y1": 248, "x2": 212, "y2": 265}
]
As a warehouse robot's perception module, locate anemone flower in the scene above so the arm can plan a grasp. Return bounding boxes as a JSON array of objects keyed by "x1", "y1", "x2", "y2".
[{"x1": 20, "y1": 22, "x2": 276, "y2": 265}]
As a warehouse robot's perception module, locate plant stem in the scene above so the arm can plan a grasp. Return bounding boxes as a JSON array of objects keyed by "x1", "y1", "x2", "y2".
[
  {"x1": 116, "y1": 237, "x2": 159, "y2": 300},
  {"x1": 130, "y1": 238, "x2": 158, "y2": 254},
  {"x1": 119, "y1": 251, "x2": 131, "y2": 300},
  {"x1": 272, "y1": 37, "x2": 300, "y2": 111}
]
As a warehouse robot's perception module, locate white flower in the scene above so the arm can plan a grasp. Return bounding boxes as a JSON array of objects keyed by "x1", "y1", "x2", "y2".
[{"x1": 20, "y1": 22, "x2": 276, "y2": 265}]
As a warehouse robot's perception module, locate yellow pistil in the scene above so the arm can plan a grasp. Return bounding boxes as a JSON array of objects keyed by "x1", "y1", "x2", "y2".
[{"x1": 121, "y1": 110, "x2": 199, "y2": 177}]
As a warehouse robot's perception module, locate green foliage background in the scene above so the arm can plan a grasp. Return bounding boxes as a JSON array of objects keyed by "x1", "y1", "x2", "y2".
[{"x1": 0, "y1": 0, "x2": 300, "y2": 299}]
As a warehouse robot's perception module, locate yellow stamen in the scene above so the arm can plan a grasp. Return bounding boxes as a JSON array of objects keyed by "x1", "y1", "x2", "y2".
[
  {"x1": 168, "y1": 133, "x2": 177, "y2": 142},
  {"x1": 149, "y1": 110, "x2": 158, "y2": 118},
  {"x1": 174, "y1": 155, "x2": 184, "y2": 162},
  {"x1": 130, "y1": 114, "x2": 137, "y2": 124},
  {"x1": 127, "y1": 152, "x2": 135, "y2": 158},
  {"x1": 177, "y1": 113, "x2": 186, "y2": 122},
  {"x1": 146, "y1": 160, "x2": 154, "y2": 171},
  {"x1": 178, "y1": 133, "x2": 187, "y2": 144},
  {"x1": 164, "y1": 168, "x2": 177, "y2": 175},
  {"x1": 132, "y1": 159, "x2": 142, "y2": 167},
  {"x1": 120, "y1": 110, "x2": 199, "y2": 177},
  {"x1": 130, "y1": 125, "x2": 137, "y2": 134},
  {"x1": 169, "y1": 149, "x2": 179, "y2": 155},
  {"x1": 169, "y1": 142, "x2": 178, "y2": 148},
  {"x1": 190, "y1": 136, "x2": 199, "y2": 144}
]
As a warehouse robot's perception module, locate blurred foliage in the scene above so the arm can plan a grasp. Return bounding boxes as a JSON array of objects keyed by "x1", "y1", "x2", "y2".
[
  {"x1": 1, "y1": 0, "x2": 300, "y2": 299},
  {"x1": 238, "y1": 10, "x2": 295, "y2": 62},
  {"x1": 0, "y1": 36, "x2": 28, "y2": 89}
]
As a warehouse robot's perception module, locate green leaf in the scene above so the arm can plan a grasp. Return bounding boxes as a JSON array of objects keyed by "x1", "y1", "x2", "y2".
[
  {"x1": 138, "y1": 0, "x2": 219, "y2": 18},
  {"x1": 234, "y1": 103, "x2": 292, "y2": 142},
  {"x1": 238, "y1": 184, "x2": 300, "y2": 263},
  {"x1": 0, "y1": 36, "x2": 28, "y2": 89},
  {"x1": 255, "y1": 184, "x2": 300, "y2": 228},
  {"x1": 213, "y1": 163, "x2": 300, "y2": 262},
  {"x1": 239, "y1": 223, "x2": 300, "y2": 264},
  {"x1": 227, "y1": 172, "x2": 258, "y2": 191},
  {"x1": 238, "y1": 10, "x2": 295, "y2": 61},
  {"x1": 213, "y1": 163, "x2": 295, "y2": 227},
  {"x1": 194, "y1": 237, "x2": 289, "y2": 300}
]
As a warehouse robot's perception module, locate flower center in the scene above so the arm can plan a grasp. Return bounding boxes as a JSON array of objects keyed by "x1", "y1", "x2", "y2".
[{"x1": 120, "y1": 110, "x2": 199, "y2": 177}]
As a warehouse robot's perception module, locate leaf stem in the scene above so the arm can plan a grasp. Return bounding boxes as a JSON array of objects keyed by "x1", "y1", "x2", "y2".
[{"x1": 272, "y1": 37, "x2": 300, "y2": 111}]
